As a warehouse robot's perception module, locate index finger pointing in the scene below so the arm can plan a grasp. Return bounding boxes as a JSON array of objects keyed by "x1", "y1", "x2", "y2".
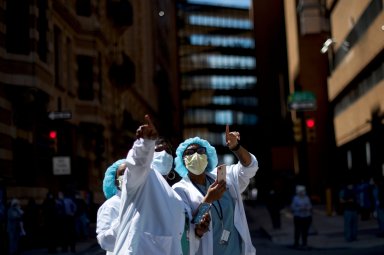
[
  {"x1": 226, "y1": 124, "x2": 229, "y2": 136},
  {"x1": 144, "y1": 114, "x2": 154, "y2": 128}
]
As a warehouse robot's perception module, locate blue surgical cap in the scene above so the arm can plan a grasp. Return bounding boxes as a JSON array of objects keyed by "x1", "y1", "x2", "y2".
[
  {"x1": 174, "y1": 137, "x2": 218, "y2": 178},
  {"x1": 103, "y1": 159, "x2": 126, "y2": 199}
]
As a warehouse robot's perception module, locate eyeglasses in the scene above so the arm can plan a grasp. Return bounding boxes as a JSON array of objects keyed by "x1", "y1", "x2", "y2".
[
  {"x1": 183, "y1": 147, "x2": 206, "y2": 156},
  {"x1": 155, "y1": 144, "x2": 172, "y2": 155}
]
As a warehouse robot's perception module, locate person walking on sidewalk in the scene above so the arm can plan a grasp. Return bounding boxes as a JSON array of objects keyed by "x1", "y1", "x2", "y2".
[
  {"x1": 42, "y1": 192, "x2": 59, "y2": 253},
  {"x1": 291, "y1": 185, "x2": 312, "y2": 249},
  {"x1": 7, "y1": 198, "x2": 26, "y2": 255},
  {"x1": 373, "y1": 177, "x2": 384, "y2": 237},
  {"x1": 339, "y1": 180, "x2": 359, "y2": 242}
]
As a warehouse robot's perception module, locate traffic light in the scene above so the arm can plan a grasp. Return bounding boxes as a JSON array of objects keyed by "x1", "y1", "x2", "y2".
[
  {"x1": 49, "y1": 130, "x2": 57, "y2": 139},
  {"x1": 49, "y1": 130, "x2": 58, "y2": 153},
  {"x1": 293, "y1": 119, "x2": 303, "y2": 142},
  {"x1": 305, "y1": 118, "x2": 316, "y2": 143}
]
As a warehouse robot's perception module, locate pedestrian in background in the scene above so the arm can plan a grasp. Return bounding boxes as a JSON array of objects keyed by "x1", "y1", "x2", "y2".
[
  {"x1": 357, "y1": 177, "x2": 374, "y2": 221},
  {"x1": 96, "y1": 158, "x2": 126, "y2": 255},
  {"x1": 372, "y1": 177, "x2": 384, "y2": 237},
  {"x1": 0, "y1": 190, "x2": 7, "y2": 255},
  {"x1": 339, "y1": 180, "x2": 359, "y2": 242},
  {"x1": 7, "y1": 198, "x2": 26, "y2": 255},
  {"x1": 74, "y1": 192, "x2": 90, "y2": 240},
  {"x1": 23, "y1": 198, "x2": 39, "y2": 249},
  {"x1": 42, "y1": 192, "x2": 59, "y2": 253},
  {"x1": 265, "y1": 187, "x2": 283, "y2": 230},
  {"x1": 173, "y1": 125, "x2": 259, "y2": 255},
  {"x1": 61, "y1": 191, "x2": 77, "y2": 253},
  {"x1": 291, "y1": 185, "x2": 312, "y2": 249}
]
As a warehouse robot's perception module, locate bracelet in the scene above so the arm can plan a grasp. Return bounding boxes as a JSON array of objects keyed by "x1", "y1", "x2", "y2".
[{"x1": 230, "y1": 139, "x2": 241, "y2": 151}]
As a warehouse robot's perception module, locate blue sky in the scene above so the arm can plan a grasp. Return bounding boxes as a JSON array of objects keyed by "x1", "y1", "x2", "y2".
[{"x1": 188, "y1": 0, "x2": 250, "y2": 9}]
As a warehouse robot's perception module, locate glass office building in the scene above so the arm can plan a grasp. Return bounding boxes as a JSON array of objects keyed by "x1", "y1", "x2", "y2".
[{"x1": 177, "y1": 0, "x2": 258, "y2": 166}]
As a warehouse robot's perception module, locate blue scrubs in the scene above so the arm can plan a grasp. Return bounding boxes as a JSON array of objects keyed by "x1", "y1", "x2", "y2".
[{"x1": 197, "y1": 177, "x2": 242, "y2": 255}]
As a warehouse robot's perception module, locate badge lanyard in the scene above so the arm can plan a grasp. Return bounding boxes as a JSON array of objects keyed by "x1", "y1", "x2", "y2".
[{"x1": 191, "y1": 175, "x2": 230, "y2": 244}]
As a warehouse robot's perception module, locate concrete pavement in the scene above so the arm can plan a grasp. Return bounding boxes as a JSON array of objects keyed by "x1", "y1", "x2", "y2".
[
  {"x1": 21, "y1": 204, "x2": 384, "y2": 254},
  {"x1": 21, "y1": 238, "x2": 99, "y2": 255},
  {"x1": 245, "y1": 203, "x2": 384, "y2": 250}
]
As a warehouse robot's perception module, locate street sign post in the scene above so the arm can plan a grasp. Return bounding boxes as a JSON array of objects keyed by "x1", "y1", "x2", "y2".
[
  {"x1": 53, "y1": 156, "x2": 71, "y2": 175},
  {"x1": 48, "y1": 111, "x2": 72, "y2": 120}
]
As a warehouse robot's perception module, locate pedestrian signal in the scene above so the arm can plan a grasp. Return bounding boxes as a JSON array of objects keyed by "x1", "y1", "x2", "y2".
[{"x1": 49, "y1": 130, "x2": 57, "y2": 139}]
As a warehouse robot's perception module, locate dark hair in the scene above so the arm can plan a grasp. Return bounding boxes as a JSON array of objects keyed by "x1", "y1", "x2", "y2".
[{"x1": 155, "y1": 136, "x2": 173, "y2": 154}]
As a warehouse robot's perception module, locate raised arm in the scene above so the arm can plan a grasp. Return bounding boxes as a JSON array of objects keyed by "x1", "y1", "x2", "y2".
[
  {"x1": 124, "y1": 115, "x2": 158, "y2": 191},
  {"x1": 225, "y1": 124, "x2": 252, "y2": 166}
]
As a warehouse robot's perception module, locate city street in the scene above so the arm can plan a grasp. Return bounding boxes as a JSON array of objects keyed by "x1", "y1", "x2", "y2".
[
  {"x1": 21, "y1": 203, "x2": 384, "y2": 255},
  {"x1": 246, "y1": 206, "x2": 384, "y2": 255},
  {"x1": 66, "y1": 229, "x2": 384, "y2": 255},
  {"x1": 252, "y1": 231, "x2": 384, "y2": 255},
  {"x1": 41, "y1": 230, "x2": 382, "y2": 255}
]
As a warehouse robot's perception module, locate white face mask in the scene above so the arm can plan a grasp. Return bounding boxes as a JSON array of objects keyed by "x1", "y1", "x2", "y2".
[
  {"x1": 151, "y1": 151, "x2": 174, "y2": 175},
  {"x1": 184, "y1": 153, "x2": 208, "y2": 175},
  {"x1": 117, "y1": 175, "x2": 123, "y2": 190}
]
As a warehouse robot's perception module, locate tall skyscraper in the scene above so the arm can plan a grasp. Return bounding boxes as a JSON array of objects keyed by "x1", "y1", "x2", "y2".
[{"x1": 177, "y1": 0, "x2": 259, "y2": 178}]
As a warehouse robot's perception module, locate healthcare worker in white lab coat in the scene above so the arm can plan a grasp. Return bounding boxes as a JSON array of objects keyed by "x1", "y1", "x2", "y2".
[
  {"x1": 172, "y1": 125, "x2": 258, "y2": 255},
  {"x1": 96, "y1": 159, "x2": 126, "y2": 254},
  {"x1": 113, "y1": 115, "x2": 209, "y2": 255}
]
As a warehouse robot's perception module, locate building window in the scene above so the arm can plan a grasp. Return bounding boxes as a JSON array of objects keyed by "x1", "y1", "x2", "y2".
[
  {"x1": 107, "y1": 0, "x2": 133, "y2": 27},
  {"x1": 76, "y1": 0, "x2": 92, "y2": 17},
  {"x1": 54, "y1": 26, "x2": 63, "y2": 87},
  {"x1": 333, "y1": 0, "x2": 383, "y2": 68},
  {"x1": 77, "y1": 55, "x2": 94, "y2": 101},
  {"x1": 189, "y1": 34, "x2": 254, "y2": 48},
  {"x1": 188, "y1": 0, "x2": 249, "y2": 9},
  {"x1": 184, "y1": 109, "x2": 257, "y2": 126},
  {"x1": 212, "y1": 96, "x2": 258, "y2": 107},
  {"x1": 37, "y1": 0, "x2": 48, "y2": 62},
  {"x1": 182, "y1": 75, "x2": 256, "y2": 90},
  {"x1": 347, "y1": 150, "x2": 352, "y2": 170},
  {"x1": 98, "y1": 53, "x2": 103, "y2": 103},
  {"x1": 66, "y1": 38, "x2": 73, "y2": 92},
  {"x1": 366, "y1": 142, "x2": 371, "y2": 166},
  {"x1": 334, "y1": 61, "x2": 384, "y2": 116},
  {"x1": 188, "y1": 15, "x2": 252, "y2": 29},
  {"x1": 182, "y1": 54, "x2": 256, "y2": 70},
  {"x1": 5, "y1": 0, "x2": 30, "y2": 54}
]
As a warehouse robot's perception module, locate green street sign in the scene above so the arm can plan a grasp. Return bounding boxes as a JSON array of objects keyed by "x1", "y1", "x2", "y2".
[{"x1": 288, "y1": 91, "x2": 317, "y2": 111}]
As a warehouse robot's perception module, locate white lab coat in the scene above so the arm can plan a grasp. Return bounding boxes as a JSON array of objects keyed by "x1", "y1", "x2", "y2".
[
  {"x1": 173, "y1": 155, "x2": 258, "y2": 255},
  {"x1": 113, "y1": 138, "x2": 187, "y2": 255},
  {"x1": 96, "y1": 192, "x2": 121, "y2": 255}
]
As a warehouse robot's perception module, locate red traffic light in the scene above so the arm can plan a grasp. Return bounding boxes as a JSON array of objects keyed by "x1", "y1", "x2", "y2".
[
  {"x1": 306, "y1": 119, "x2": 315, "y2": 128},
  {"x1": 49, "y1": 130, "x2": 57, "y2": 139}
]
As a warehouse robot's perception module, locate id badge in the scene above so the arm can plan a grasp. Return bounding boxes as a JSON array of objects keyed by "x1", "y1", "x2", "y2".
[{"x1": 219, "y1": 229, "x2": 231, "y2": 245}]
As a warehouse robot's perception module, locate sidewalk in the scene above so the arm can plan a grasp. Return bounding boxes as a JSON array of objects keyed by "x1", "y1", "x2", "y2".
[
  {"x1": 21, "y1": 223, "x2": 99, "y2": 255},
  {"x1": 20, "y1": 204, "x2": 384, "y2": 254},
  {"x1": 246, "y1": 203, "x2": 384, "y2": 249},
  {"x1": 21, "y1": 238, "x2": 99, "y2": 255}
]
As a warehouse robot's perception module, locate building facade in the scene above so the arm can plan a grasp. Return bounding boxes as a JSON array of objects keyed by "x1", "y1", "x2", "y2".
[
  {"x1": 326, "y1": 0, "x2": 384, "y2": 181},
  {"x1": 0, "y1": 0, "x2": 179, "y2": 204},
  {"x1": 251, "y1": 0, "x2": 294, "y2": 202},
  {"x1": 282, "y1": 0, "x2": 335, "y2": 201}
]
